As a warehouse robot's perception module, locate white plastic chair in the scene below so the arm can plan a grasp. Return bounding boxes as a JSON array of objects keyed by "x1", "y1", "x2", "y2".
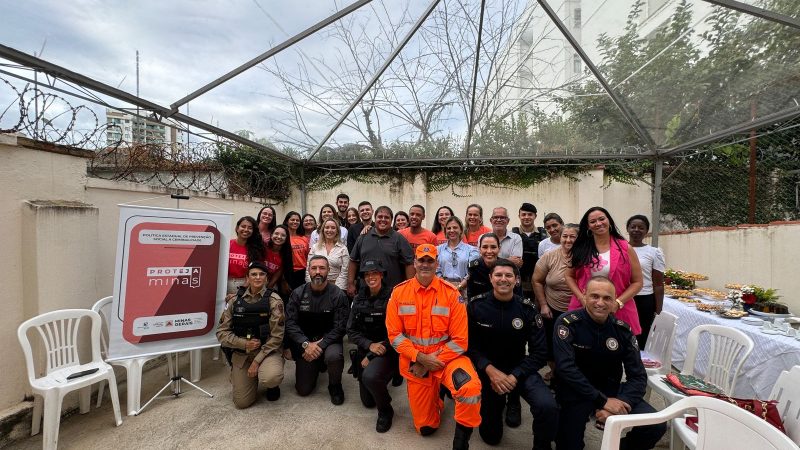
[
  {"x1": 649, "y1": 324, "x2": 754, "y2": 406},
  {"x1": 643, "y1": 311, "x2": 678, "y2": 398},
  {"x1": 18, "y1": 309, "x2": 122, "y2": 450},
  {"x1": 767, "y1": 365, "x2": 800, "y2": 445},
  {"x1": 601, "y1": 396, "x2": 798, "y2": 450},
  {"x1": 92, "y1": 297, "x2": 173, "y2": 416}
]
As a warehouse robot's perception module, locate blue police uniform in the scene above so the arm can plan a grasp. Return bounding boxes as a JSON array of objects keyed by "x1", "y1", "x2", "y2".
[
  {"x1": 467, "y1": 292, "x2": 558, "y2": 449},
  {"x1": 553, "y1": 309, "x2": 666, "y2": 450}
]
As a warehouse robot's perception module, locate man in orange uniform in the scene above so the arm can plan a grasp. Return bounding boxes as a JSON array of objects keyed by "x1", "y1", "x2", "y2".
[{"x1": 387, "y1": 243, "x2": 481, "y2": 450}]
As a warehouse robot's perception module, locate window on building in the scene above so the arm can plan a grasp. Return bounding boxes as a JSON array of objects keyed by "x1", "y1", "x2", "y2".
[{"x1": 574, "y1": 8, "x2": 581, "y2": 28}]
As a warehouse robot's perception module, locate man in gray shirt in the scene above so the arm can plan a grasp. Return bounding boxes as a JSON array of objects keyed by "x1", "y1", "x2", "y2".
[{"x1": 347, "y1": 205, "x2": 414, "y2": 296}]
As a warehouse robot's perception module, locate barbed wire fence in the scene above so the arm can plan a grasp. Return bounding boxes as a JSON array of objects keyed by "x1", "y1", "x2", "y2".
[{"x1": 0, "y1": 75, "x2": 293, "y2": 202}]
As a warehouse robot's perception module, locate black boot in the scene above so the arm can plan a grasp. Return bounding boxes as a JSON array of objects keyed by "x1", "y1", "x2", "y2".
[
  {"x1": 391, "y1": 371, "x2": 404, "y2": 387},
  {"x1": 420, "y1": 426, "x2": 438, "y2": 436},
  {"x1": 453, "y1": 423, "x2": 473, "y2": 450},
  {"x1": 505, "y1": 398, "x2": 522, "y2": 428},
  {"x1": 328, "y1": 383, "x2": 345, "y2": 405},
  {"x1": 376, "y1": 407, "x2": 394, "y2": 433},
  {"x1": 265, "y1": 387, "x2": 280, "y2": 401}
]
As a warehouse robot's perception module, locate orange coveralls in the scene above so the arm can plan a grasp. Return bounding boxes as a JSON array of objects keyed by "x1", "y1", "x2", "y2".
[{"x1": 386, "y1": 276, "x2": 482, "y2": 431}]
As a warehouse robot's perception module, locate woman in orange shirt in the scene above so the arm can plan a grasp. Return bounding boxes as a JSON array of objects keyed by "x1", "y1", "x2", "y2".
[
  {"x1": 462, "y1": 204, "x2": 491, "y2": 247},
  {"x1": 283, "y1": 211, "x2": 310, "y2": 290}
]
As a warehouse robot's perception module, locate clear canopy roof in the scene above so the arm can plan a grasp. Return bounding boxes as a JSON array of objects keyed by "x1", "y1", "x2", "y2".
[{"x1": 1, "y1": 0, "x2": 799, "y2": 168}]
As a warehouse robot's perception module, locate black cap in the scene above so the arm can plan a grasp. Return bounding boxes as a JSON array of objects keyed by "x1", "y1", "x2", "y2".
[
  {"x1": 360, "y1": 259, "x2": 385, "y2": 274},
  {"x1": 520, "y1": 202, "x2": 537, "y2": 214},
  {"x1": 248, "y1": 261, "x2": 269, "y2": 273}
]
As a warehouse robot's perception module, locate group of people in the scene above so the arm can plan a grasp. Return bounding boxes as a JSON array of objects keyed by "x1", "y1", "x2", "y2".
[{"x1": 218, "y1": 194, "x2": 667, "y2": 450}]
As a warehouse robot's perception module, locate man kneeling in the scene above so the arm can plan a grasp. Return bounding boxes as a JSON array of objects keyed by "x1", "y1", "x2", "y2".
[
  {"x1": 217, "y1": 261, "x2": 285, "y2": 408},
  {"x1": 285, "y1": 255, "x2": 350, "y2": 404},
  {"x1": 554, "y1": 276, "x2": 666, "y2": 449}
]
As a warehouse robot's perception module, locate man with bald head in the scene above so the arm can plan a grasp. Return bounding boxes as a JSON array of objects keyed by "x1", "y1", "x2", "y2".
[{"x1": 553, "y1": 276, "x2": 665, "y2": 450}]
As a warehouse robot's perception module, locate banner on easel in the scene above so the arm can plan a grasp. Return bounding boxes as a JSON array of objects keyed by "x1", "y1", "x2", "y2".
[{"x1": 107, "y1": 204, "x2": 232, "y2": 361}]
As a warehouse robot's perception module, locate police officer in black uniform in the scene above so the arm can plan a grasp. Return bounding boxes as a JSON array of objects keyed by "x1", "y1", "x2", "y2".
[
  {"x1": 467, "y1": 233, "x2": 525, "y2": 428},
  {"x1": 347, "y1": 259, "x2": 398, "y2": 432},
  {"x1": 553, "y1": 276, "x2": 666, "y2": 450},
  {"x1": 467, "y1": 259, "x2": 558, "y2": 449},
  {"x1": 285, "y1": 255, "x2": 350, "y2": 404},
  {"x1": 217, "y1": 261, "x2": 285, "y2": 408}
]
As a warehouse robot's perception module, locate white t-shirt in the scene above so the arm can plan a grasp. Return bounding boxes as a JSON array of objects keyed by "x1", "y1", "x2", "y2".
[
  {"x1": 591, "y1": 250, "x2": 611, "y2": 278},
  {"x1": 538, "y1": 238, "x2": 560, "y2": 258},
  {"x1": 633, "y1": 245, "x2": 666, "y2": 295}
]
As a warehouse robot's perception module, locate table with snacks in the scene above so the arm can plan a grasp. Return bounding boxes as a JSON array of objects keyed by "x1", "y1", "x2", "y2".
[{"x1": 663, "y1": 294, "x2": 800, "y2": 399}]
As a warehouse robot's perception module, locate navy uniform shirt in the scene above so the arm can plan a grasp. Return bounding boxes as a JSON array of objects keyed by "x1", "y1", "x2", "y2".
[
  {"x1": 467, "y1": 258, "x2": 523, "y2": 299},
  {"x1": 553, "y1": 309, "x2": 646, "y2": 409},
  {"x1": 467, "y1": 292, "x2": 546, "y2": 379},
  {"x1": 285, "y1": 283, "x2": 350, "y2": 349},
  {"x1": 347, "y1": 283, "x2": 392, "y2": 350}
]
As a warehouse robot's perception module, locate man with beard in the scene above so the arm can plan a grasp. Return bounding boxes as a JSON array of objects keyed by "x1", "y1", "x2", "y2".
[
  {"x1": 467, "y1": 259, "x2": 557, "y2": 449},
  {"x1": 285, "y1": 255, "x2": 350, "y2": 404},
  {"x1": 336, "y1": 193, "x2": 350, "y2": 224}
]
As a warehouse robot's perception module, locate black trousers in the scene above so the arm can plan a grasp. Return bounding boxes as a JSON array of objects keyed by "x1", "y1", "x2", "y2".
[
  {"x1": 634, "y1": 294, "x2": 657, "y2": 349},
  {"x1": 293, "y1": 343, "x2": 344, "y2": 396},
  {"x1": 358, "y1": 351, "x2": 397, "y2": 413},
  {"x1": 478, "y1": 372, "x2": 558, "y2": 449},
  {"x1": 556, "y1": 397, "x2": 665, "y2": 450}
]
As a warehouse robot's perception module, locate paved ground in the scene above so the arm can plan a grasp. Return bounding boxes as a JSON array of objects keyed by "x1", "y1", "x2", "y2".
[{"x1": 12, "y1": 348, "x2": 670, "y2": 450}]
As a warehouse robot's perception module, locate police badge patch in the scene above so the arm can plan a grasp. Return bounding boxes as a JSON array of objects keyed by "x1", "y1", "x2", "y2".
[
  {"x1": 557, "y1": 325, "x2": 569, "y2": 340},
  {"x1": 606, "y1": 337, "x2": 619, "y2": 351},
  {"x1": 512, "y1": 318, "x2": 523, "y2": 329},
  {"x1": 458, "y1": 295, "x2": 466, "y2": 304},
  {"x1": 535, "y1": 315, "x2": 544, "y2": 329}
]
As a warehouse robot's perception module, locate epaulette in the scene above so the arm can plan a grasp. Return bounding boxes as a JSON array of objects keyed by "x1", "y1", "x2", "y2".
[
  {"x1": 520, "y1": 297, "x2": 536, "y2": 308},
  {"x1": 468, "y1": 259, "x2": 480, "y2": 268},
  {"x1": 394, "y1": 278, "x2": 414, "y2": 288},
  {"x1": 614, "y1": 318, "x2": 632, "y2": 332},
  {"x1": 560, "y1": 312, "x2": 581, "y2": 325},
  {"x1": 468, "y1": 292, "x2": 488, "y2": 303}
]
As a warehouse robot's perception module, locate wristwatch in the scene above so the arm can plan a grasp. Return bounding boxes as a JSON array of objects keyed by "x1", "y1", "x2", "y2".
[
  {"x1": 615, "y1": 299, "x2": 624, "y2": 309},
  {"x1": 302, "y1": 341, "x2": 310, "y2": 349}
]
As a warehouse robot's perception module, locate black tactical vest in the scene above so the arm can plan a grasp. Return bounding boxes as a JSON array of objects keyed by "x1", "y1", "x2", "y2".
[{"x1": 231, "y1": 292, "x2": 271, "y2": 344}]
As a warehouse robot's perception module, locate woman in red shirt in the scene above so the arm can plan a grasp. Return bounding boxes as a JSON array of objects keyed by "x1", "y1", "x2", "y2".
[
  {"x1": 265, "y1": 224, "x2": 293, "y2": 299},
  {"x1": 227, "y1": 216, "x2": 264, "y2": 301},
  {"x1": 283, "y1": 211, "x2": 310, "y2": 290}
]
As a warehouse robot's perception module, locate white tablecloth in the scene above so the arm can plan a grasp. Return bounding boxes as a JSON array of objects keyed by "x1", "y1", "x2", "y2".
[{"x1": 663, "y1": 297, "x2": 800, "y2": 399}]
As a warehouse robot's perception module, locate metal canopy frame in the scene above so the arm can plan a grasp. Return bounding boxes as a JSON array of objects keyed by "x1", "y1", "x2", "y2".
[{"x1": 1, "y1": 0, "x2": 797, "y2": 168}]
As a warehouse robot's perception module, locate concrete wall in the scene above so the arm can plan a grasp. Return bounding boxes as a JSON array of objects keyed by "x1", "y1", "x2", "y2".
[
  {"x1": 305, "y1": 169, "x2": 649, "y2": 229},
  {"x1": 658, "y1": 223, "x2": 800, "y2": 313}
]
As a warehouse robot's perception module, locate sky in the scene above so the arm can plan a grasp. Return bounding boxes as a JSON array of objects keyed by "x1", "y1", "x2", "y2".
[{"x1": 0, "y1": 0, "x2": 724, "y2": 153}]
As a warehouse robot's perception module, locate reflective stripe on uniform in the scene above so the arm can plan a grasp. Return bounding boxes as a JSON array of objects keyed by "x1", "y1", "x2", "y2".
[
  {"x1": 431, "y1": 306, "x2": 450, "y2": 316},
  {"x1": 392, "y1": 334, "x2": 408, "y2": 349},
  {"x1": 406, "y1": 334, "x2": 450, "y2": 346},
  {"x1": 455, "y1": 395, "x2": 481, "y2": 404},
  {"x1": 446, "y1": 340, "x2": 465, "y2": 354},
  {"x1": 399, "y1": 305, "x2": 417, "y2": 315}
]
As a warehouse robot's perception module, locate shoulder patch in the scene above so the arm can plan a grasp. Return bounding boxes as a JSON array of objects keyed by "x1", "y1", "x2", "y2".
[
  {"x1": 557, "y1": 324, "x2": 570, "y2": 340},
  {"x1": 468, "y1": 259, "x2": 480, "y2": 268},
  {"x1": 469, "y1": 293, "x2": 488, "y2": 303},
  {"x1": 561, "y1": 312, "x2": 581, "y2": 325},
  {"x1": 535, "y1": 314, "x2": 544, "y2": 329}
]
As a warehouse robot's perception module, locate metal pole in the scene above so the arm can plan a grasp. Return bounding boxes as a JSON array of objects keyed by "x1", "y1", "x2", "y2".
[
  {"x1": 300, "y1": 165, "x2": 307, "y2": 215},
  {"x1": 464, "y1": 0, "x2": 487, "y2": 160},
  {"x1": 651, "y1": 159, "x2": 664, "y2": 247},
  {"x1": 701, "y1": 0, "x2": 800, "y2": 31},
  {"x1": 748, "y1": 100, "x2": 757, "y2": 223},
  {"x1": 306, "y1": 0, "x2": 442, "y2": 161}
]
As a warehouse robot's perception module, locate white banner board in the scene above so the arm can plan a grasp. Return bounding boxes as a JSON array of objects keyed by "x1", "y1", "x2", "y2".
[{"x1": 107, "y1": 204, "x2": 231, "y2": 361}]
